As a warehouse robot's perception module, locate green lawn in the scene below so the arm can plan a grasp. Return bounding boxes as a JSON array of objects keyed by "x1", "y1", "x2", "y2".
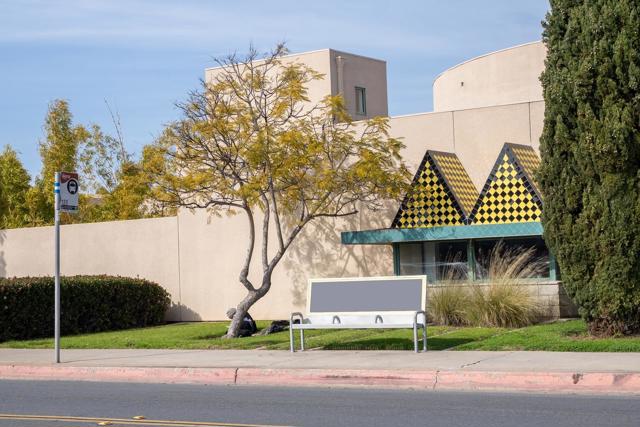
[
  {"x1": 2, "y1": 319, "x2": 639, "y2": 352},
  {"x1": 455, "y1": 319, "x2": 640, "y2": 352}
]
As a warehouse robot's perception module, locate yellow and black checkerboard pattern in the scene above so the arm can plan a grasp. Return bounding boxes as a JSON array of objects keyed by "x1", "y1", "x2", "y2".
[
  {"x1": 392, "y1": 156, "x2": 466, "y2": 228},
  {"x1": 471, "y1": 152, "x2": 542, "y2": 224},
  {"x1": 430, "y1": 151, "x2": 478, "y2": 217},
  {"x1": 508, "y1": 143, "x2": 541, "y2": 195}
]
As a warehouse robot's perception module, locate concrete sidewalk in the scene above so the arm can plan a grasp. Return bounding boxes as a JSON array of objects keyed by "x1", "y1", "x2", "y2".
[{"x1": 1, "y1": 349, "x2": 639, "y2": 394}]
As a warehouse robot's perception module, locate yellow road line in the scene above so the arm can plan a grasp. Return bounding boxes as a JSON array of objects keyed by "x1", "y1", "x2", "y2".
[{"x1": 0, "y1": 413, "x2": 293, "y2": 427}]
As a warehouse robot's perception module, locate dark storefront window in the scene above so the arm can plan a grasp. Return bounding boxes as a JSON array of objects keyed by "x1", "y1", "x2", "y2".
[
  {"x1": 397, "y1": 237, "x2": 551, "y2": 283},
  {"x1": 474, "y1": 237, "x2": 550, "y2": 280},
  {"x1": 397, "y1": 240, "x2": 469, "y2": 282},
  {"x1": 435, "y1": 241, "x2": 468, "y2": 281}
]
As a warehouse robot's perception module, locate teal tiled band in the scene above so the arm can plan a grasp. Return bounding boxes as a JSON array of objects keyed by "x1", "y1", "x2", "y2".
[{"x1": 341, "y1": 222, "x2": 543, "y2": 245}]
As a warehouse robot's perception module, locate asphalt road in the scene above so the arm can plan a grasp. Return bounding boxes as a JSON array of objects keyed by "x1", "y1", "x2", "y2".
[{"x1": 0, "y1": 380, "x2": 638, "y2": 427}]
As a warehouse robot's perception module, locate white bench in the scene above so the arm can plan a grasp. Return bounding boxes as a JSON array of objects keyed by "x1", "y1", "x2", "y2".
[{"x1": 289, "y1": 275, "x2": 428, "y2": 352}]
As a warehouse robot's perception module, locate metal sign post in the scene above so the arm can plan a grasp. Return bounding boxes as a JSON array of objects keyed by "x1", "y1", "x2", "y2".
[
  {"x1": 54, "y1": 172, "x2": 79, "y2": 363},
  {"x1": 54, "y1": 173, "x2": 60, "y2": 363}
]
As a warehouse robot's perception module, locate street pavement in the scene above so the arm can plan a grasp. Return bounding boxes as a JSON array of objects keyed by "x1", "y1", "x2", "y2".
[{"x1": 0, "y1": 380, "x2": 639, "y2": 427}]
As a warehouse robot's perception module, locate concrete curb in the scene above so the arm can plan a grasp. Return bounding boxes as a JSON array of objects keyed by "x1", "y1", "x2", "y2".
[{"x1": 1, "y1": 364, "x2": 639, "y2": 395}]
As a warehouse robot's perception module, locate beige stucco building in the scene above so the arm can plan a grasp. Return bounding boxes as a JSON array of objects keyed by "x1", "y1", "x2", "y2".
[{"x1": 0, "y1": 41, "x2": 575, "y2": 321}]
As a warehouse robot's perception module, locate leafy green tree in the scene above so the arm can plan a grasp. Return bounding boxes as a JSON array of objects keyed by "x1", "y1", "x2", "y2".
[
  {"x1": 22, "y1": 99, "x2": 158, "y2": 225},
  {"x1": 0, "y1": 146, "x2": 31, "y2": 228},
  {"x1": 539, "y1": 0, "x2": 640, "y2": 335},
  {"x1": 145, "y1": 44, "x2": 410, "y2": 337},
  {"x1": 79, "y1": 111, "x2": 168, "y2": 222},
  {"x1": 26, "y1": 99, "x2": 90, "y2": 225}
]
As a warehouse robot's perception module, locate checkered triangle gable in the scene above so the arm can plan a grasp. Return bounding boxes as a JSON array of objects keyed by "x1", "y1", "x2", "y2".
[
  {"x1": 429, "y1": 151, "x2": 478, "y2": 218},
  {"x1": 470, "y1": 144, "x2": 543, "y2": 225},
  {"x1": 507, "y1": 143, "x2": 542, "y2": 197},
  {"x1": 392, "y1": 152, "x2": 470, "y2": 228}
]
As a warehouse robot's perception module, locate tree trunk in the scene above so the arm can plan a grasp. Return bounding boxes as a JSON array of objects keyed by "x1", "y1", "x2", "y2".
[{"x1": 225, "y1": 276, "x2": 270, "y2": 338}]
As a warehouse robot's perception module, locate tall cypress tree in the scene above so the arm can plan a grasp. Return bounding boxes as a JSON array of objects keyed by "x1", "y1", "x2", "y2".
[{"x1": 539, "y1": 0, "x2": 640, "y2": 335}]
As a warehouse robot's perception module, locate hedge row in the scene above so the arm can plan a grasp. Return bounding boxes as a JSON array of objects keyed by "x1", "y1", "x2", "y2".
[{"x1": 0, "y1": 275, "x2": 171, "y2": 342}]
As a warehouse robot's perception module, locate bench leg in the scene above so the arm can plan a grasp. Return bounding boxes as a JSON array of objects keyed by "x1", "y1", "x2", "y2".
[
  {"x1": 300, "y1": 330, "x2": 305, "y2": 351},
  {"x1": 413, "y1": 324, "x2": 418, "y2": 353},
  {"x1": 289, "y1": 326, "x2": 295, "y2": 353},
  {"x1": 423, "y1": 324, "x2": 427, "y2": 352}
]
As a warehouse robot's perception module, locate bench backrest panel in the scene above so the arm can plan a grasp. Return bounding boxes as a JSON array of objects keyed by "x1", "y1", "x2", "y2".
[{"x1": 307, "y1": 276, "x2": 427, "y2": 315}]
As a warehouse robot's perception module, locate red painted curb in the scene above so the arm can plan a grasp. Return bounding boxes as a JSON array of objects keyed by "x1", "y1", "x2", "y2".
[
  {"x1": 1, "y1": 364, "x2": 639, "y2": 394},
  {"x1": 434, "y1": 370, "x2": 640, "y2": 393},
  {"x1": 236, "y1": 368, "x2": 438, "y2": 389},
  {"x1": 0, "y1": 365, "x2": 237, "y2": 385}
]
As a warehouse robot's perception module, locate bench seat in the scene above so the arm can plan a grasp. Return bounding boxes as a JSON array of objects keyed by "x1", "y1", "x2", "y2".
[{"x1": 291, "y1": 323, "x2": 417, "y2": 330}]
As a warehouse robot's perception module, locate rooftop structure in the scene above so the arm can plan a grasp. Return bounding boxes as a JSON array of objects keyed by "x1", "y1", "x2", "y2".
[{"x1": 205, "y1": 49, "x2": 389, "y2": 120}]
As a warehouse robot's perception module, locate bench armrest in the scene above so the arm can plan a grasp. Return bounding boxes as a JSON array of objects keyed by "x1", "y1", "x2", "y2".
[
  {"x1": 414, "y1": 310, "x2": 427, "y2": 326},
  {"x1": 290, "y1": 312, "x2": 304, "y2": 325}
]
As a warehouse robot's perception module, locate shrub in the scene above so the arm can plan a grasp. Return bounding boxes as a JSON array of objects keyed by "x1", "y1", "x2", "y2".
[
  {"x1": 0, "y1": 275, "x2": 170, "y2": 342},
  {"x1": 467, "y1": 243, "x2": 544, "y2": 328},
  {"x1": 428, "y1": 285, "x2": 470, "y2": 326}
]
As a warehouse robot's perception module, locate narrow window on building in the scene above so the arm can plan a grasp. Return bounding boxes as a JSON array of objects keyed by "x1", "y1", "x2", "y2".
[
  {"x1": 398, "y1": 243, "x2": 424, "y2": 275},
  {"x1": 355, "y1": 86, "x2": 367, "y2": 115}
]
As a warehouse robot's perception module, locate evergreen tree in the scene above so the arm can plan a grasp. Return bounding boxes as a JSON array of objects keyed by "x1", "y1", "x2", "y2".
[
  {"x1": 539, "y1": 0, "x2": 640, "y2": 335},
  {"x1": 0, "y1": 146, "x2": 31, "y2": 228}
]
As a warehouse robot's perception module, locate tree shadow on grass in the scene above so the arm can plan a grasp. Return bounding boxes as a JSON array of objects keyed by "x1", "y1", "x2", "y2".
[
  {"x1": 195, "y1": 333, "x2": 227, "y2": 340},
  {"x1": 323, "y1": 337, "x2": 416, "y2": 351},
  {"x1": 315, "y1": 335, "x2": 484, "y2": 351},
  {"x1": 425, "y1": 336, "x2": 482, "y2": 351}
]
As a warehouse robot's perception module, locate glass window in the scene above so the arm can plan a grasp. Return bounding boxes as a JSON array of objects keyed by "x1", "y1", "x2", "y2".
[
  {"x1": 398, "y1": 241, "x2": 469, "y2": 282},
  {"x1": 422, "y1": 242, "x2": 437, "y2": 283},
  {"x1": 474, "y1": 237, "x2": 549, "y2": 280},
  {"x1": 355, "y1": 87, "x2": 367, "y2": 115},
  {"x1": 398, "y1": 243, "x2": 423, "y2": 275},
  {"x1": 436, "y1": 241, "x2": 468, "y2": 281}
]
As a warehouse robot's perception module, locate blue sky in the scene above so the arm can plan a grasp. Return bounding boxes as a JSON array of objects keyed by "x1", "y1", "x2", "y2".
[{"x1": 0, "y1": 0, "x2": 550, "y2": 175}]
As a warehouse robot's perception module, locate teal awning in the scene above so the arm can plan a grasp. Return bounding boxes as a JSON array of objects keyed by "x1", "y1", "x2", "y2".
[{"x1": 341, "y1": 222, "x2": 543, "y2": 245}]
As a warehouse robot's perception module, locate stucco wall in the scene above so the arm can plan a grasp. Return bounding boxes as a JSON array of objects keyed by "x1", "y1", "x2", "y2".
[
  {"x1": 0, "y1": 206, "x2": 394, "y2": 321},
  {"x1": 388, "y1": 100, "x2": 544, "y2": 190},
  {"x1": 0, "y1": 217, "x2": 183, "y2": 320},
  {"x1": 433, "y1": 41, "x2": 545, "y2": 112}
]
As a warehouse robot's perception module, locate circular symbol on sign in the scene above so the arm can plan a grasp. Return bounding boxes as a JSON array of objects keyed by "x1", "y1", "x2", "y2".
[{"x1": 67, "y1": 179, "x2": 78, "y2": 195}]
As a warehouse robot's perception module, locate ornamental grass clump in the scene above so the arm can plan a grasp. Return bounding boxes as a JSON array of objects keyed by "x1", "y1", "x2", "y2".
[
  {"x1": 428, "y1": 253, "x2": 471, "y2": 326},
  {"x1": 468, "y1": 243, "x2": 545, "y2": 328},
  {"x1": 428, "y1": 285, "x2": 470, "y2": 326}
]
